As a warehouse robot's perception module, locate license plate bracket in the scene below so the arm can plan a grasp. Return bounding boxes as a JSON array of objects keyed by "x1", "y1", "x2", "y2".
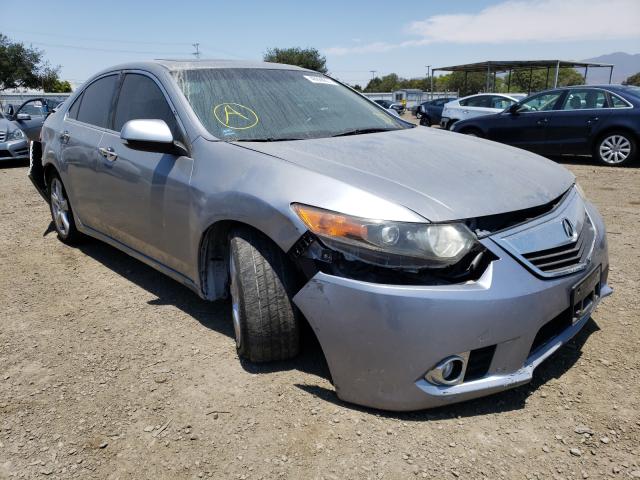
[{"x1": 570, "y1": 265, "x2": 601, "y2": 323}]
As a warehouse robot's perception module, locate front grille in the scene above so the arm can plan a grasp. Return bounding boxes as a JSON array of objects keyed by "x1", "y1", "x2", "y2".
[
  {"x1": 521, "y1": 214, "x2": 595, "y2": 274},
  {"x1": 0, "y1": 131, "x2": 6, "y2": 142},
  {"x1": 464, "y1": 345, "x2": 496, "y2": 381},
  {"x1": 0, "y1": 149, "x2": 11, "y2": 158},
  {"x1": 529, "y1": 308, "x2": 572, "y2": 355}
]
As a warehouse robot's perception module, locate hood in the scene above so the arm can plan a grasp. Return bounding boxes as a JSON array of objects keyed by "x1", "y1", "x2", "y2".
[{"x1": 238, "y1": 127, "x2": 574, "y2": 222}]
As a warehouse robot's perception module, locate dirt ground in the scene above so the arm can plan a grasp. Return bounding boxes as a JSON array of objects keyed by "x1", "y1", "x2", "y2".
[{"x1": 0, "y1": 155, "x2": 638, "y2": 480}]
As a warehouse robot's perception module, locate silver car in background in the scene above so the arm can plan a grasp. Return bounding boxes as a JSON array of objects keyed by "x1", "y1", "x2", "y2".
[
  {"x1": 0, "y1": 111, "x2": 29, "y2": 161},
  {"x1": 31, "y1": 60, "x2": 611, "y2": 411}
]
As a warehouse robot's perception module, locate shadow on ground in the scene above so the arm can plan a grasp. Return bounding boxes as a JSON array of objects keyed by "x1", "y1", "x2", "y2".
[
  {"x1": 46, "y1": 222, "x2": 600, "y2": 419},
  {"x1": 0, "y1": 159, "x2": 29, "y2": 169},
  {"x1": 47, "y1": 226, "x2": 331, "y2": 381}
]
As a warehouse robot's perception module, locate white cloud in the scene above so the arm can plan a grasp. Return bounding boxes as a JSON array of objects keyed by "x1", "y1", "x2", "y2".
[{"x1": 323, "y1": 0, "x2": 640, "y2": 56}]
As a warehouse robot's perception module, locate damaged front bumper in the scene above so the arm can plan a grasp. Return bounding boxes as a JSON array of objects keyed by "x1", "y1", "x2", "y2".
[{"x1": 293, "y1": 202, "x2": 611, "y2": 411}]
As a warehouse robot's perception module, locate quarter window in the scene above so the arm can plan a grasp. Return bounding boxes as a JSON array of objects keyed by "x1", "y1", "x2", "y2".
[
  {"x1": 76, "y1": 75, "x2": 118, "y2": 128},
  {"x1": 113, "y1": 74, "x2": 178, "y2": 136},
  {"x1": 609, "y1": 94, "x2": 629, "y2": 108},
  {"x1": 561, "y1": 89, "x2": 607, "y2": 110}
]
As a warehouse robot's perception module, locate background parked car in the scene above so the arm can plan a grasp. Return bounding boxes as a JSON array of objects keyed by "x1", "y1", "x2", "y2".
[
  {"x1": 4, "y1": 98, "x2": 58, "y2": 142},
  {"x1": 440, "y1": 93, "x2": 525, "y2": 130},
  {"x1": 452, "y1": 85, "x2": 640, "y2": 166},
  {"x1": 416, "y1": 97, "x2": 457, "y2": 126},
  {"x1": 0, "y1": 111, "x2": 29, "y2": 161},
  {"x1": 374, "y1": 99, "x2": 405, "y2": 115}
]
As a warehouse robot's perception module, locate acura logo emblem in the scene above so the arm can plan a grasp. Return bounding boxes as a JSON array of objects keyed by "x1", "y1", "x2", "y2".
[{"x1": 562, "y1": 218, "x2": 576, "y2": 240}]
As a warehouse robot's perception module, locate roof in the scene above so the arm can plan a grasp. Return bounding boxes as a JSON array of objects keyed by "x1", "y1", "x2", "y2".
[
  {"x1": 153, "y1": 58, "x2": 310, "y2": 72},
  {"x1": 433, "y1": 60, "x2": 614, "y2": 73}
]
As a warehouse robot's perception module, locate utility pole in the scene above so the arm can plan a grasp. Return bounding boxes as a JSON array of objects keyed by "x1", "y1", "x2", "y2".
[
  {"x1": 192, "y1": 43, "x2": 201, "y2": 59},
  {"x1": 425, "y1": 65, "x2": 431, "y2": 100}
]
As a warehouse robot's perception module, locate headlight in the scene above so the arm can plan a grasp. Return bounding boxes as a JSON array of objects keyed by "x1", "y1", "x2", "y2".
[
  {"x1": 574, "y1": 182, "x2": 585, "y2": 199},
  {"x1": 7, "y1": 129, "x2": 25, "y2": 140},
  {"x1": 292, "y1": 204, "x2": 478, "y2": 269}
]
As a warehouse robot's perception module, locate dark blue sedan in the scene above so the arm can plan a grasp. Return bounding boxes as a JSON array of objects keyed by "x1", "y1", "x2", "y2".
[
  {"x1": 451, "y1": 85, "x2": 640, "y2": 166},
  {"x1": 416, "y1": 97, "x2": 456, "y2": 127}
]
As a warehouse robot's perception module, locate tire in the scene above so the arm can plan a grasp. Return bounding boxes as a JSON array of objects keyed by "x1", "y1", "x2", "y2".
[
  {"x1": 420, "y1": 116, "x2": 432, "y2": 127},
  {"x1": 595, "y1": 132, "x2": 636, "y2": 166},
  {"x1": 48, "y1": 173, "x2": 83, "y2": 244},
  {"x1": 228, "y1": 227, "x2": 301, "y2": 362}
]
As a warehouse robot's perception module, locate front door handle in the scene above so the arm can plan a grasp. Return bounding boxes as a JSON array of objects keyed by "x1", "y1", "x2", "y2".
[
  {"x1": 59, "y1": 130, "x2": 70, "y2": 143},
  {"x1": 98, "y1": 146, "x2": 118, "y2": 162},
  {"x1": 536, "y1": 118, "x2": 549, "y2": 126}
]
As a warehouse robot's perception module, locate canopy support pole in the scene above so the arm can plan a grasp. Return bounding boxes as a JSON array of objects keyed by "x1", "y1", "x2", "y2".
[{"x1": 554, "y1": 61, "x2": 560, "y2": 88}]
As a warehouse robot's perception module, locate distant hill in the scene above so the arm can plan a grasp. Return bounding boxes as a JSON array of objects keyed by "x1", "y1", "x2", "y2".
[{"x1": 581, "y1": 52, "x2": 640, "y2": 84}]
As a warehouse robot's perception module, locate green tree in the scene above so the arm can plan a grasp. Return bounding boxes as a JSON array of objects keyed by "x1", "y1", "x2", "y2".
[
  {"x1": 0, "y1": 33, "x2": 64, "y2": 91},
  {"x1": 351, "y1": 84, "x2": 363, "y2": 92},
  {"x1": 623, "y1": 72, "x2": 640, "y2": 86},
  {"x1": 263, "y1": 47, "x2": 327, "y2": 73},
  {"x1": 508, "y1": 68, "x2": 584, "y2": 93}
]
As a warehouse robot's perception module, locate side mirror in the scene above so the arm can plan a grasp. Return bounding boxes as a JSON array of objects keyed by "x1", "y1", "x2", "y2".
[
  {"x1": 16, "y1": 113, "x2": 31, "y2": 121},
  {"x1": 508, "y1": 103, "x2": 522, "y2": 114},
  {"x1": 120, "y1": 119, "x2": 187, "y2": 156}
]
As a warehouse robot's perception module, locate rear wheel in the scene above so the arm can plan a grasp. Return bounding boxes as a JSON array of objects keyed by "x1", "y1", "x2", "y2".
[
  {"x1": 228, "y1": 227, "x2": 301, "y2": 362},
  {"x1": 49, "y1": 174, "x2": 83, "y2": 244},
  {"x1": 596, "y1": 132, "x2": 636, "y2": 166}
]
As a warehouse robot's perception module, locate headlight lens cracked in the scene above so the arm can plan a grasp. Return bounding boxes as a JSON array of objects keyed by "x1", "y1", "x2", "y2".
[{"x1": 292, "y1": 203, "x2": 478, "y2": 269}]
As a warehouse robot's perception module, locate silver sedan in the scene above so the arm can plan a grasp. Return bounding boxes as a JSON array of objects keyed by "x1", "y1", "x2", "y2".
[{"x1": 31, "y1": 60, "x2": 611, "y2": 411}]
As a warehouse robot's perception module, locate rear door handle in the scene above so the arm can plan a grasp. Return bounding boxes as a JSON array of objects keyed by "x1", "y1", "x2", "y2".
[
  {"x1": 587, "y1": 117, "x2": 600, "y2": 125},
  {"x1": 98, "y1": 146, "x2": 118, "y2": 162},
  {"x1": 59, "y1": 130, "x2": 70, "y2": 143},
  {"x1": 536, "y1": 118, "x2": 549, "y2": 126}
]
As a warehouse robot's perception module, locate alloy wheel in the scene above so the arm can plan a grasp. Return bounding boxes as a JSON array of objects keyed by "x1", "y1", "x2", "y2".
[
  {"x1": 50, "y1": 178, "x2": 70, "y2": 237},
  {"x1": 599, "y1": 135, "x2": 631, "y2": 165}
]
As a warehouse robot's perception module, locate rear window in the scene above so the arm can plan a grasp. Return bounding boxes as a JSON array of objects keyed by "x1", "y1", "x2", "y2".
[
  {"x1": 76, "y1": 75, "x2": 118, "y2": 128},
  {"x1": 172, "y1": 68, "x2": 408, "y2": 141}
]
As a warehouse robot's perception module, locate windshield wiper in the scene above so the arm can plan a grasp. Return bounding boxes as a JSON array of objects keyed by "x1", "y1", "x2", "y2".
[
  {"x1": 235, "y1": 137, "x2": 304, "y2": 142},
  {"x1": 330, "y1": 127, "x2": 400, "y2": 137}
]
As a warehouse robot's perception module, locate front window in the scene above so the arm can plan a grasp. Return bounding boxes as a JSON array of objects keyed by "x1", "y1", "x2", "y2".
[
  {"x1": 517, "y1": 91, "x2": 563, "y2": 112},
  {"x1": 173, "y1": 68, "x2": 409, "y2": 141}
]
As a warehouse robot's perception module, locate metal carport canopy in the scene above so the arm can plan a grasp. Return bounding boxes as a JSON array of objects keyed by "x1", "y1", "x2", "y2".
[{"x1": 431, "y1": 60, "x2": 614, "y2": 94}]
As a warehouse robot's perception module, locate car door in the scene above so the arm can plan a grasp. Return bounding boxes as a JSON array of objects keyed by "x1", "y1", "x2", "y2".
[
  {"x1": 59, "y1": 74, "x2": 120, "y2": 230},
  {"x1": 487, "y1": 90, "x2": 564, "y2": 153},
  {"x1": 14, "y1": 99, "x2": 47, "y2": 141},
  {"x1": 545, "y1": 88, "x2": 611, "y2": 155},
  {"x1": 96, "y1": 72, "x2": 194, "y2": 276}
]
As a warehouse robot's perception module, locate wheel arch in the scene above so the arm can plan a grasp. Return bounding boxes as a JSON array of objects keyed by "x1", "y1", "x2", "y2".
[
  {"x1": 591, "y1": 125, "x2": 639, "y2": 151},
  {"x1": 197, "y1": 214, "x2": 303, "y2": 302}
]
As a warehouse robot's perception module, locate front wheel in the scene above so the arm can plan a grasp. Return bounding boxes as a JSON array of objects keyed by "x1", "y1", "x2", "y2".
[
  {"x1": 419, "y1": 116, "x2": 432, "y2": 127},
  {"x1": 596, "y1": 132, "x2": 636, "y2": 166},
  {"x1": 228, "y1": 228, "x2": 301, "y2": 362}
]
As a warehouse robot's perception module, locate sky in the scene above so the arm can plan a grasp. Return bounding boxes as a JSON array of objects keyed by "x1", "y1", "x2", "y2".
[{"x1": 1, "y1": 0, "x2": 639, "y2": 88}]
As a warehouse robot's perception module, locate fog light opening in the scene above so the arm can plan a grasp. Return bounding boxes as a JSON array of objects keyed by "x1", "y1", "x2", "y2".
[{"x1": 425, "y1": 353, "x2": 469, "y2": 386}]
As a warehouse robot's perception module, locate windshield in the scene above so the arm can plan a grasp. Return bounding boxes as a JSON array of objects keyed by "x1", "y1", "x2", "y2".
[{"x1": 173, "y1": 68, "x2": 409, "y2": 141}]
